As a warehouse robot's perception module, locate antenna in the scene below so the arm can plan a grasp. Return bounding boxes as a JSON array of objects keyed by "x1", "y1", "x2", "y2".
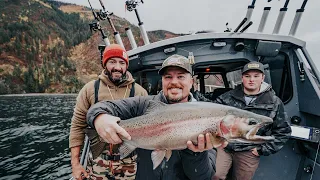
[
  {"x1": 96, "y1": 0, "x2": 124, "y2": 48},
  {"x1": 88, "y1": 0, "x2": 110, "y2": 46},
  {"x1": 273, "y1": 0, "x2": 290, "y2": 34},
  {"x1": 126, "y1": 0, "x2": 150, "y2": 45},
  {"x1": 289, "y1": 0, "x2": 308, "y2": 36}
]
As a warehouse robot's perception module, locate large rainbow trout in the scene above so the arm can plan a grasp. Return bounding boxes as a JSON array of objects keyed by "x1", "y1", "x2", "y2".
[{"x1": 87, "y1": 101, "x2": 274, "y2": 169}]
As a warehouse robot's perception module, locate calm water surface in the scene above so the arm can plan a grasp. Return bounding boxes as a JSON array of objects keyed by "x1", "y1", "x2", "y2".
[{"x1": 0, "y1": 95, "x2": 77, "y2": 180}]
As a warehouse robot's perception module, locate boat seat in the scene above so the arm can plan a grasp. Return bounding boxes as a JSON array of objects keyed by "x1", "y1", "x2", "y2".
[{"x1": 204, "y1": 88, "x2": 233, "y2": 101}]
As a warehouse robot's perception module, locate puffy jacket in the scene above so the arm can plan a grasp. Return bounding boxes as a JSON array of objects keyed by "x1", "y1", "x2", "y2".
[
  {"x1": 214, "y1": 84, "x2": 292, "y2": 156},
  {"x1": 87, "y1": 91, "x2": 217, "y2": 180}
]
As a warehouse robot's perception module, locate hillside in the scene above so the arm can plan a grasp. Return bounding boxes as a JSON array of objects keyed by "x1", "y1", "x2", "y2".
[{"x1": 0, "y1": 0, "x2": 180, "y2": 94}]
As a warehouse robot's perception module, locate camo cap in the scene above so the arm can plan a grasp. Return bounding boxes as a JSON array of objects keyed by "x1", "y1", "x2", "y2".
[
  {"x1": 242, "y1": 61, "x2": 265, "y2": 74},
  {"x1": 158, "y1": 54, "x2": 192, "y2": 75}
]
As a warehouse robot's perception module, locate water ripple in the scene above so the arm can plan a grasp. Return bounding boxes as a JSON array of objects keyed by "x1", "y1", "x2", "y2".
[{"x1": 0, "y1": 95, "x2": 76, "y2": 179}]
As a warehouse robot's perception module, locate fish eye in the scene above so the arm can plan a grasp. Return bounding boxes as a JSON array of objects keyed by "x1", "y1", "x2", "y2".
[{"x1": 248, "y1": 119, "x2": 257, "y2": 125}]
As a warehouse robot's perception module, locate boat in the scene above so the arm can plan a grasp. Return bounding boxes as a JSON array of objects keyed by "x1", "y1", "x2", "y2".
[{"x1": 79, "y1": 0, "x2": 320, "y2": 179}]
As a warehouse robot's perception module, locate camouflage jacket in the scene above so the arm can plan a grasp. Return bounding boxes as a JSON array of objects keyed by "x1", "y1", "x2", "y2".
[
  {"x1": 214, "y1": 84, "x2": 292, "y2": 156},
  {"x1": 87, "y1": 91, "x2": 216, "y2": 180}
]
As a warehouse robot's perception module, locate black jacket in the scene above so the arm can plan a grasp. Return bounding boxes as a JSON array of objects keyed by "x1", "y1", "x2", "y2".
[
  {"x1": 87, "y1": 91, "x2": 216, "y2": 180},
  {"x1": 214, "y1": 84, "x2": 292, "y2": 156}
]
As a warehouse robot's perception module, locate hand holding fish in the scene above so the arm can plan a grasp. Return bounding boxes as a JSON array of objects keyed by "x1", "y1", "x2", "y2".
[
  {"x1": 187, "y1": 133, "x2": 229, "y2": 152},
  {"x1": 94, "y1": 114, "x2": 131, "y2": 144},
  {"x1": 187, "y1": 133, "x2": 213, "y2": 152},
  {"x1": 251, "y1": 148, "x2": 260, "y2": 156}
]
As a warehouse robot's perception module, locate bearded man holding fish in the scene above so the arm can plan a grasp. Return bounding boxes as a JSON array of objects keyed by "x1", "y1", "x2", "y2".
[{"x1": 86, "y1": 55, "x2": 275, "y2": 180}]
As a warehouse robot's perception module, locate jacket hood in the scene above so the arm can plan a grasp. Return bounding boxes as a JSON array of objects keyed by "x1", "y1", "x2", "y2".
[{"x1": 257, "y1": 82, "x2": 272, "y2": 95}]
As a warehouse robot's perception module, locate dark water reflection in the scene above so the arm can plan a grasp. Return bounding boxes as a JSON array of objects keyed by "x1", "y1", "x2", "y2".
[{"x1": 0, "y1": 95, "x2": 77, "y2": 180}]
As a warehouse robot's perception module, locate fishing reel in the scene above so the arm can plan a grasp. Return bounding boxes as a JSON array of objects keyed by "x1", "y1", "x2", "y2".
[
  {"x1": 89, "y1": 21, "x2": 101, "y2": 32},
  {"x1": 125, "y1": 0, "x2": 144, "y2": 11},
  {"x1": 96, "y1": 10, "x2": 113, "y2": 21}
]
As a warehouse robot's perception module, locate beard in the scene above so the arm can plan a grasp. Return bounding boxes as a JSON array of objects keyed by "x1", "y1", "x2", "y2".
[
  {"x1": 165, "y1": 86, "x2": 188, "y2": 103},
  {"x1": 105, "y1": 69, "x2": 127, "y2": 85},
  {"x1": 166, "y1": 95, "x2": 183, "y2": 103}
]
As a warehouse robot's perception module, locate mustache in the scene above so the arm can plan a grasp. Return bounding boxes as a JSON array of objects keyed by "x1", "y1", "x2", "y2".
[
  {"x1": 167, "y1": 85, "x2": 183, "y2": 89},
  {"x1": 111, "y1": 69, "x2": 124, "y2": 74}
]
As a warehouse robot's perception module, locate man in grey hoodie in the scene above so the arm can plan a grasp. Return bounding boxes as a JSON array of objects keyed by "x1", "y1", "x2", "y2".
[{"x1": 212, "y1": 62, "x2": 292, "y2": 180}]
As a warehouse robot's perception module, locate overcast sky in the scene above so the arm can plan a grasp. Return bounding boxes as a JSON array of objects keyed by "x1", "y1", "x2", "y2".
[{"x1": 61, "y1": 0, "x2": 320, "y2": 69}]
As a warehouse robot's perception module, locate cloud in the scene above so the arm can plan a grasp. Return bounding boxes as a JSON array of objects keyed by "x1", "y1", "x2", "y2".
[{"x1": 300, "y1": 31, "x2": 320, "y2": 42}]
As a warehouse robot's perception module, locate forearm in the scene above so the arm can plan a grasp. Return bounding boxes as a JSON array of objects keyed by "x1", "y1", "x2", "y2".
[
  {"x1": 87, "y1": 96, "x2": 150, "y2": 127},
  {"x1": 71, "y1": 146, "x2": 82, "y2": 166},
  {"x1": 86, "y1": 101, "x2": 119, "y2": 128}
]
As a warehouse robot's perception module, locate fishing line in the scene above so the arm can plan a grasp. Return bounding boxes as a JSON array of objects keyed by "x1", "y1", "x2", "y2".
[{"x1": 309, "y1": 141, "x2": 320, "y2": 180}]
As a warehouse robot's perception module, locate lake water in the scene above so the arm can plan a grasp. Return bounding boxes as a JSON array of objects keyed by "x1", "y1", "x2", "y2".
[{"x1": 0, "y1": 95, "x2": 77, "y2": 180}]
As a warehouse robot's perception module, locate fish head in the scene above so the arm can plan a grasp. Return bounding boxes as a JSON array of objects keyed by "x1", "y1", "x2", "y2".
[{"x1": 219, "y1": 112, "x2": 274, "y2": 143}]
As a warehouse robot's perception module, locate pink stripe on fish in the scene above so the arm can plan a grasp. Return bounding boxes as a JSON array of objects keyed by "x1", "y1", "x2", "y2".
[{"x1": 125, "y1": 121, "x2": 174, "y2": 138}]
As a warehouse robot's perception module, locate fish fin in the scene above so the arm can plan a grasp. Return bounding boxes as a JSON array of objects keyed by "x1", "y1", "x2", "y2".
[
  {"x1": 165, "y1": 150, "x2": 172, "y2": 161},
  {"x1": 84, "y1": 128, "x2": 106, "y2": 159},
  {"x1": 119, "y1": 141, "x2": 136, "y2": 159},
  {"x1": 151, "y1": 150, "x2": 166, "y2": 170},
  {"x1": 210, "y1": 133, "x2": 227, "y2": 148},
  {"x1": 145, "y1": 100, "x2": 167, "y2": 114}
]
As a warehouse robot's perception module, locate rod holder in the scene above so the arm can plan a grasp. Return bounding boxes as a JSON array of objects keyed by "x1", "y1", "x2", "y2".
[
  {"x1": 114, "y1": 32, "x2": 124, "y2": 48},
  {"x1": 258, "y1": 7, "x2": 271, "y2": 33},
  {"x1": 139, "y1": 22, "x2": 150, "y2": 45},
  {"x1": 125, "y1": 27, "x2": 137, "y2": 49},
  {"x1": 273, "y1": 8, "x2": 287, "y2": 34},
  {"x1": 289, "y1": 9, "x2": 304, "y2": 36},
  {"x1": 289, "y1": 0, "x2": 308, "y2": 36}
]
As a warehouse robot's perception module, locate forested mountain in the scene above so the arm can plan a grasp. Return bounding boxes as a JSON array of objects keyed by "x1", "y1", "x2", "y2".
[{"x1": 0, "y1": 0, "x2": 180, "y2": 94}]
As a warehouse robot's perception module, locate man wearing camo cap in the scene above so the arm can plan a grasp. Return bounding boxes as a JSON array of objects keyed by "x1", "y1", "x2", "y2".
[{"x1": 85, "y1": 54, "x2": 225, "y2": 179}]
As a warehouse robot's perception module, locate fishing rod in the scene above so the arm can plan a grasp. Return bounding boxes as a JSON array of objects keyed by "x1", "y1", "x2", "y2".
[
  {"x1": 125, "y1": 0, "x2": 150, "y2": 45},
  {"x1": 273, "y1": 0, "x2": 290, "y2": 34},
  {"x1": 88, "y1": 0, "x2": 110, "y2": 47},
  {"x1": 289, "y1": 0, "x2": 308, "y2": 36},
  {"x1": 96, "y1": 0, "x2": 124, "y2": 47}
]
